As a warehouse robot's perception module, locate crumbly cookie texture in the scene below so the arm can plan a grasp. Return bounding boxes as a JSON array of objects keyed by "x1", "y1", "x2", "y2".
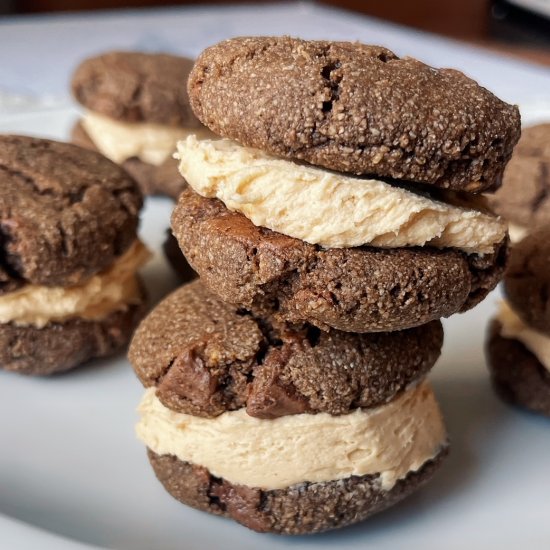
[
  {"x1": 72, "y1": 51, "x2": 201, "y2": 127},
  {"x1": 188, "y1": 36, "x2": 520, "y2": 191},
  {"x1": 172, "y1": 189, "x2": 507, "y2": 333},
  {"x1": 147, "y1": 447, "x2": 447, "y2": 534},
  {"x1": 0, "y1": 135, "x2": 142, "y2": 293},
  {"x1": 129, "y1": 280, "x2": 443, "y2": 418},
  {"x1": 177, "y1": 136, "x2": 506, "y2": 253}
]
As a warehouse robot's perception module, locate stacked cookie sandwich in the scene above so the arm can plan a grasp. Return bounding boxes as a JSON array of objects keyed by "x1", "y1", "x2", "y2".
[
  {"x1": 71, "y1": 51, "x2": 212, "y2": 198},
  {"x1": 487, "y1": 228, "x2": 550, "y2": 416},
  {"x1": 130, "y1": 37, "x2": 520, "y2": 534},
  {"x1": 0, "y1": 136, "x2": 148, "y2": 375}
]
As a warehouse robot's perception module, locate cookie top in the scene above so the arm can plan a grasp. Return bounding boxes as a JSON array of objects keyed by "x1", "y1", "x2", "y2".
[
  {"x1": 490, "y1": 124, "x2": 550, "y2": 228},
  {"x1": 505, "y1": 227, "x2": 550, "y2": 334},
  {"x1": 0, "y1": 135, "x2": 142, "y2": 294},
  {"x1": 188, "y1": 36, "x2": 521, "y2": 192},
  {"x1": 172, "y1": 189, "x2": 506, "y2": 333},
  {"x1": 72, "y1": 51, "x2": 201, "y2": 127},
  {"x1": 129, "y1": 280, "x2": 443, "y2": 418}
]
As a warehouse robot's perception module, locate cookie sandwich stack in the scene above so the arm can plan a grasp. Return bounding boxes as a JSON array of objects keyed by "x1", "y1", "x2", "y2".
[
  {"x1": 487, "y1": 228, "x2": 550, "y2": 416},
  {"x1": 71, "y1": 51, "x2": 212, "y2": 199},
  {"x1": 0, "y1": 136, "x2": 148, "y2": 375},
  {"x1": 130, "y1": 37, "x2": 520, "y2": 534}
]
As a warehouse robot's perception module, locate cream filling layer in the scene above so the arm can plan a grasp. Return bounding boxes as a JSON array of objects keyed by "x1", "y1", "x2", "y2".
[
  {"x1": 176, "y1": 136, "x2": 506, "y2": 254},
  {"x1": 498, "y1": 301, "x2": 550, "y2": 371},
  {"x1": 0, "y1": 240, "x2": 151, "y2": 328},
  {"x1": 82, "y1": 111, "x2": 214, "y2": 166},
  {"x1": 136, "y1": 381, "x2": 446, "y2": 491}
]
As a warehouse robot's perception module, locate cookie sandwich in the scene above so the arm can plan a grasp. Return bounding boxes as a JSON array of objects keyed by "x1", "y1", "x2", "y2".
[
  {"x1": 172, "y1": 37, "x2": 519, "y2": 333},
  {"x1": 132, "y1": 37, "x2": 521, "y2": 533},
  {"x1": 487, "y1": 228, "x2": 550, "y2": 416},
  {"x1": 489, "y1": 123, "x2": 550, "y2": 242},
  {"x1": 0, "y1": 136, "x2": 149, "y2": 375},
  {"x1": 71, "y1": 51, "x2": 212, "y2": 198},
  {"x1": 130, "y1": 281, "x2": 448, "y2": 534}
]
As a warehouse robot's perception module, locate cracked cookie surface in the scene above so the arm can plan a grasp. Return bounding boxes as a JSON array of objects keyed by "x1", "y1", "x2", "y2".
[
  {"x1": 188, "y1": 36, "x2": 520, "y2": 192},
  {"x1": 128, "y1": 280, "x2": 443, "y2": 418},
  {"x1": 0, "y1": 135, "x2": 142, "y2": 293}
]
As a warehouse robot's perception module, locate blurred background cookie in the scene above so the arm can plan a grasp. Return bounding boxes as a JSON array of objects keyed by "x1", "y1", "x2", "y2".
[
  {"x1": 489, "y1": 123, "x2": 550, "y2": 242},
  {"x1": 486, "y1": 228, "x2": 550, "y2": 416},
  {"x1": 0, "y1": 135, "x2": 150, "y2": 375},
  {"x1": 71, "y1": 51, "x2": 213, "y2": 198}
]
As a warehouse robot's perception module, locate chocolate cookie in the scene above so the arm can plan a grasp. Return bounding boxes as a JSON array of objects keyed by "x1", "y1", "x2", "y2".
[
  {"x1": 147, "y1": 447, "x2": 447, "y2": 535},
  {"x1": 162, "y1": 230, "x2": 196, "y2": 282},
  {"x1": 490, "y1": 124, "x2": 550, "y2": 230},
  {"x1": 72, "y1": 51, "x2": 201, "y2": 127},
  {"x1": 171, "y1": 189, "x2": 506, "y2": 333},
  {"x1": 188, "y1": 36, "x2": 520, "y2": 192},
  {"x1": 71, "y1": 121, "x2": 186, "y2": 199},
  {"x1": 0, "y1": 135, "x2": 141, "y2": 293},
  {"x1": 486, "y1": 320, "x2": 550, "y2": 417},
  {"x1": 0, "y1": 299, "x2": 144, "y2": 376},
  {"x1": 504, "y1": 228, "x2": 550, "y2": 334},
  {"x1": 129, "y1": 280, "x2": 443, "y2": 418}
]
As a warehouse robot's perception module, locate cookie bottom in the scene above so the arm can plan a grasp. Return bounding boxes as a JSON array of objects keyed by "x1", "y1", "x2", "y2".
[
  {"x1": 71, "y1": 120, "x2": 186, "y2": 199},
  {"x1": 147, "y1": 447, "x2": 448, "y2": 535},
  {"x1": 0, "y1": 302, "x2": 145, "y2": 376},
  {"x1": 486, "y1": 320, "x2": 550, "y2": 417}
]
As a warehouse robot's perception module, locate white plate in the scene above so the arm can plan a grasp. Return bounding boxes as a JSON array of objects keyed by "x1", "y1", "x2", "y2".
[{"x1": 1, "y1": 106, "x2": 550, "y2": 550}]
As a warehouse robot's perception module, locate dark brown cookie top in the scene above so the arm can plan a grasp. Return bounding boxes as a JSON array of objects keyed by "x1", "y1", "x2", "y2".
[
  {"x1": 188, "y1": 36, "x2": 520, "y2": 192},
  {"x1": 0, "y1": 135, "x2": 142, "y2": 293},
  {"x1": 129, "y1": 280, "x2": 443, "y2": 419},
  {"x1": 489, "y1": 124, "x2": 550, "y2": 228},
  {"x1": 172, "y1": 189, "x2": 506, "y2": 333},
  {"x1": 487, "y1": 320, "x2": 550, "y2": 417},
  {"x1": 72, "y1": 51, "x2": 201, "y2": 127},
  {"x1": 504, "y1": 228, "x2": 550, "y2": 334}
]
